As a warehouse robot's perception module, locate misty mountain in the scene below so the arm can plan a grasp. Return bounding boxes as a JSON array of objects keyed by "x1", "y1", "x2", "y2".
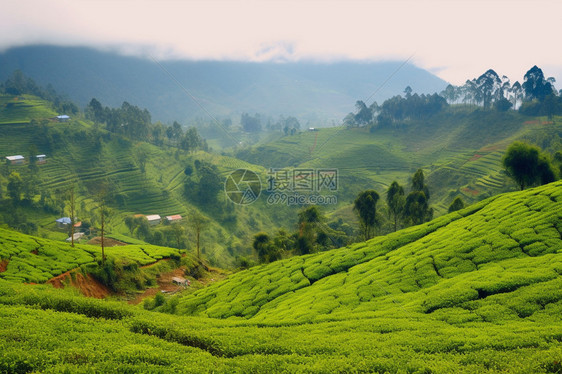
[{"x1": 0, "y1": 45, "x2": 447, "y2": 124}]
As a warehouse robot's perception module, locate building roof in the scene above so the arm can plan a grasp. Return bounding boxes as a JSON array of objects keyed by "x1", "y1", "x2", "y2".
[
  {"x1": 56, "y1": 217, "x2": 72, "y2": 224},
  {"x1": 57, "y1": 115, "x2": 70, "y2": 119},
  {"x1": 66, "y1": 232, "x2": 85, "y2": 242},
  {"x1": 166, "y1": 215, "x2": 182, "y2": 221},
  {"x1": 145, "y1": 214, "x2": 161, "y2": 221},
  {"x1": 6, "y1": 155, "x2": 24, "y2": 161},
  {"x1": 172, "y1": 276, "x2": 188, "y2": 284},
  {"x1": 36, "y1": 154, "x2": 46, "y2": 158}
]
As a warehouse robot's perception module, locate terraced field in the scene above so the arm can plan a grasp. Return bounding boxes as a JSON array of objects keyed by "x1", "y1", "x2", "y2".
[
  {"x1": 235, "y1": 110, "x2": 561, "y2": 215},
  {"x1": 0, "y1": 227, "x2": 182, "y2": 283},
  {"x1": 1, "y1": 182, "x2": 561, "y2": 373},
  {"x1": 0, "y1": 94, "x2": 56, "y2": 125},
  {"x1": 175, "y1": 181, "x2": 562, "y2": 322}
]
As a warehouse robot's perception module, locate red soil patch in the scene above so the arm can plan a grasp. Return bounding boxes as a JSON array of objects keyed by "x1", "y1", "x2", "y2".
[
  {"x1": 468, "y1": 154, "x2": 482, "y2": 162},
  {"x1": 524, "y1": 120, "x2": 554, "y2": 125},
  {"x1": 48, "y1": 271, "x2": 111, "y2": 299},
  {"x1": 461, "y1": 187, "x2": 480, "y2": 196},
  {"x1": 0, "y1": 259, "x2": 8, "y2": 273},
  {"x1": 87, "y1": 237, "x2": 127, "y2": 247}
]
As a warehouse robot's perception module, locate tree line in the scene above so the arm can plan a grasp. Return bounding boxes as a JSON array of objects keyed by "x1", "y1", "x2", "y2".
[
  {"x1": 86, "y1": 98, "x2": 207, "y2": 152},
  {"x1": 441, "y1": 65, "x2": 562, "y2": 116},
  {"x1": 0, "y1": 70, "x2": 79, "y2": 115},
  {"x1": 345, "y1": 65, "x2": 562, "y2": 129},
  {"x1": 250, "y1": 169, "x2": 440, "y2": 266}
]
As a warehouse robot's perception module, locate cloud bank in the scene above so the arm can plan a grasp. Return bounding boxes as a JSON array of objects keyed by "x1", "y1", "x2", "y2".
[{"x1": 1, "y1": 0, "x2": 561, "y2": 85}]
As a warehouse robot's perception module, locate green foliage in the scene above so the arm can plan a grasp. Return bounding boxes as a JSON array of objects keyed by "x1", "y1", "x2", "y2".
[
  {"x1": 0, "y1": 227, "x2": 183, "y2": 283},
  {"x1": 353, "y1": 190, "x2": 379, "y2": 240},
  {"x1": 7, "y1": 171, "x2": 23, "y2": 202},
  {"x1": 0, "y1": 183, "x2": 562, "y2": 372},
  {"x1": 503, "y1": 141, "x2": 558, "y2": 190},
  {"x1": 448, "y1": 196, "x2": 465, "y2": 213},
  {"x1": 386, "y1": 181, "x2": 405, "y2": 232},
  {"x1": 174, "y1": 181, "x2": 562, "y2": 322}
]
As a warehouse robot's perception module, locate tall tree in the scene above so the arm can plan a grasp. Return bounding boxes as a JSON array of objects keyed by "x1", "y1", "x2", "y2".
[
  {"x1": 197, "y1": 164, "x2": 221, "y2": 205},
  {"x1": 448, "y1": 196, "x2": 465, "y2": 213},
  {"x1": 386, "y1": 181, "x2": 405, "y2": 232},
  {"x1": 522, "y1": 66, "x2": 554, "y2": 101},
  {"x1": 27, "y1": 144, "x2": 39, "y2": 175},
  {"x1": 252, "y1": 232, "x2": 280, "y2": 263},
  {"x1": 404, "y1": 191, "x2": 432, "y2": 225},
  {"x1": 353, "y1": 190, "x2": 379, "y2": 241},
  {"x1": 134, "y1": 144, "x2": 149, "y2": 174},
  {"x1": 510, "y1": 81, "x2": 523, "y2": 109},
  {"x1": 296, "y1": 206, "x2": 323, "y2": 254},
  {"x1": 476, "y1": 69, "x2": 501, "y2": 109},
  {"x1": 412, "y1": 169, "x2": 430, "y2": 199},
  {"x1": 404, "y1": 169, "x2": 433, "y2": 225},
  {"x1": 68, "y1": 185, "x2": 76, "y2": 247},
  {"x1": 7, "y1": 172, "x2": 23, "y2": 203},
  {"x1": 354, "y1": 100, "x2": 372, "y2": 125},
  {"x1": 502, "y1": 141, "x2": 557, "y2": 190},
  {"x1": 190, "y1": 212, "x2": 207, "y2": 260},
  {"x1": 98, "y1": 197, "x2": 108, "y2": 264},
  {"x1": 87, "y1": 98, "x2": 104, "y2": 123},
  {"x1": 241, "y1": 113, "x2": 261, "y2": 132}
]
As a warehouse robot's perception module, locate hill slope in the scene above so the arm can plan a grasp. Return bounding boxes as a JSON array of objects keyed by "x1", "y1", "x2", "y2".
[
  {"x1": 1, "y1": 183, "x2": 562, "y2": 373},
  {"x1": 0, "y1": 45, "x2": 447, "y2": 124},
  {"x1": 235, "y1": 109, "x2": 561, "y2": 213},
  {"x1": 0, "y1": 95, "x2": 281, "y2": 266},
  {"x1": 174, "y1": 181, "x2": 562, "y2": 322}
]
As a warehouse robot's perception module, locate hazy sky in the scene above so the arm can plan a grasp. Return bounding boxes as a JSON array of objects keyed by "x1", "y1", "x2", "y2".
[{"x1": 2, "y1": 0, "x2": 561, "y2": 85}]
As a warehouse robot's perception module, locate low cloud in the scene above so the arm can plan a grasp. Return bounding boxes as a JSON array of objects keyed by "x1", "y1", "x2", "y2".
[{"x1": 1, "y1": 0, "x2": 561, "y2": 85}]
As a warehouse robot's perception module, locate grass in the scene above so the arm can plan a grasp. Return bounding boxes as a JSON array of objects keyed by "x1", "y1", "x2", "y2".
[
  {"x1": 174, "y1": 181, "x2": 562, "y2": 322},
  {"x1": 235, "y1": 109, "x2": 561, "y2": 215},
  {"x1": 0, "y1": 182, "x2": 562, "y2": 372},
  {"x1": 0, "y1": 94, "x2": 57, "y2": 125},
  {"x1": 0, "y1": 94, "x2": 279, "y2": 267},
  {"x1": 0, "y1": 227, "x2": 183, "y2": 283},
  {"x1": 1, "y1": 94, "x2": 561, "y2": 269}
]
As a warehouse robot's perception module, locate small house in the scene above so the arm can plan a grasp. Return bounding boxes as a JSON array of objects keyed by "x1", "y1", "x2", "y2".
[
  {"x1": 146, "y1": 214, "x2": 161, "y2": 225},
  {"x1": 66, "y1": 232, "x2": 85, "y2": 242},
  {"x1": 308, "y1": 127, "x2": 318, "y2": 132},
  {"x1": 56, "y1": 115, "x2": 70, "y2": 122},
  {"x1": 172, "y1": 277, "x2": 190, "y2": 286},
  {"x1": 166, "y1": 214, "x2": 182, "y2": 223},
  {"x1": 5, "y1": 155, "x2": 25, "y2": 165},
  {"x1": 36, "y1": 155, "x2": 47, "y2": 164},
  {"x1": 56, "y1": 217, "x2": 72, "y2": 228}
]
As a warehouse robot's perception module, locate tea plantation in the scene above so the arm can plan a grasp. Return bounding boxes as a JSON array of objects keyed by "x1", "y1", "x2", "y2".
[
  {"x1": 0, "y1": 182, "x2": 561, "y2": 372},
  {"x1": 0, "y1": 227, "x2": 182, "y2": 283}
]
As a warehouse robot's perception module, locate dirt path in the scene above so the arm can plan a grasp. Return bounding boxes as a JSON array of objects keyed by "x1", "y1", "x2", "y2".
[
  {"x1": 128, "y1": 267, "x2": 187, "y2": 305},
  {"x1": 0, "y1": 259, "x2": 8, "y2": 273}
]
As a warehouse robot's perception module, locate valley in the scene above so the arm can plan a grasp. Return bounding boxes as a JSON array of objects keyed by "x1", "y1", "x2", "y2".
[{"x1": 0, "y1": 54, "x2": 561, "y2": 373}]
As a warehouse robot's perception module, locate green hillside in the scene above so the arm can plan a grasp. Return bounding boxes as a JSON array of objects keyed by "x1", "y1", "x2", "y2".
[
  {"x1": 0, "y1": 227, "x2": 183, "y2": 283},
  {"x1": 0, "y1": 94, "x2": 281, "y2": 267},
  {"x1": 236, "y1": 108, "x2": 561, "y2": 214},
  {"x1": 1, "y1": 182, "x2": 562, "y2": 373},
  {"x1": 167, "y1": 181, "x2": 562, "y2": 322}
]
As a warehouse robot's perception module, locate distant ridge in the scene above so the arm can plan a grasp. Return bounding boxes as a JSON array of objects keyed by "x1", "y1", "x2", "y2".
[{"x1": 0, "y1": 45, "x2": 447, "y2": 124}]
